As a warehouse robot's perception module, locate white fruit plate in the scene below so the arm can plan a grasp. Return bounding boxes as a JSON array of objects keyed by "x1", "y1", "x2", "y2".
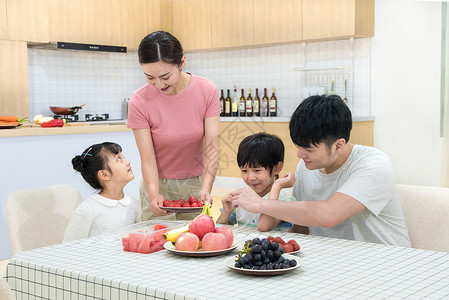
[
  {"x1": 164, "y1": 241, "x2": 239, "y2": 257},
  {"x1": 224, "y1": 254, "x2": 302, "y2": 276}
]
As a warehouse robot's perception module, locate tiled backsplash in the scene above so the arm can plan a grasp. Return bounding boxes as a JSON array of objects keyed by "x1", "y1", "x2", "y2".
[{"x1": 28, "y1": 38, "x2": 371, "y2": 119}]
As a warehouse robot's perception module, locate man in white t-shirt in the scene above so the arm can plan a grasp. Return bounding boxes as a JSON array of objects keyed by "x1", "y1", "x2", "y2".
[{"x1": 232, "y1": 95, "x2": 410, "y2": 247}]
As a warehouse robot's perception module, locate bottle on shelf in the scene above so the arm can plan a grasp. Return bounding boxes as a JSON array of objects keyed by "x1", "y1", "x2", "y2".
[
  {"x1": 232, "y1": 85, "x2": 239, "y2": 117},
  {"x1": 253, "y1": 88, "x2": 260, "y2": 117},
  {"x1": 270, "y1": 88, "x2": 277, "y2": 117},
  {"x1": 225, "y1": 89, "x2": 232, "y2": 117},
  {"x1": 239, "y1": 89, "x2": 246, "y2": 117},
  {"x1": 220, "y1": 89, "x2": 225, "y2": 117},
  {"x1": 246, "y1": 88, "x2": 253, "y2": 117},
  {"x1": 261, "y1": 88, "x2": 269, "y2": 117}
]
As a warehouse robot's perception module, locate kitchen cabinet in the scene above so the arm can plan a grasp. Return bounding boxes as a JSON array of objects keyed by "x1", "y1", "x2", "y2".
[
  {"x1": 211, "y1": 0, "x2": 254, "y2": 49},
  {"x1": 172, "y1": 0, "x2": 212, "y2": 51},
  {"x1": 0, "y1": 0, "x2": 7, "y2": 39},
  {"x1": 0, "y1": 40, "x2": 28, "y2": 117},
  {"x1": 53, "y1": 0, "x2": 122, "y2": 45},
  {"x1": 48, "y1": 0, "x2": 122, "y2": 46},
  {"x1": 120, "y1": 0, "x2": 149, "y2": 50},
  {"x1": 6, "y1": 0, "x2": 49, "y2": 43},
  {"x1": 302, "y1": 0, "x2": 374, "y2": 41},
  {"x1": 218, "y1": 119, "x2": 373, "y2": 177},
  {"x1": 253, "y1": 0, "x2": 303, "y2": 45}
]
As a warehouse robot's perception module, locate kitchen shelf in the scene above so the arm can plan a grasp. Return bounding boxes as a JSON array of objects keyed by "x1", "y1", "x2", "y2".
[{"x1": 293, "y1": 66, "x2": 353, "y2": 72}]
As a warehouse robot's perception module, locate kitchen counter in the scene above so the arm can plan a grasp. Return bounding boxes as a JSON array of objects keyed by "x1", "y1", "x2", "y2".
[{"x1": 0, "y1": 123, "x2": 130, "y2": 137}]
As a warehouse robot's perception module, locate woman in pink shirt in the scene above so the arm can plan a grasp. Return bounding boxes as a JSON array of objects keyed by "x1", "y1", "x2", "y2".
[{"x1": 127, "y1": 31, "x2": 221, "y2": 221}]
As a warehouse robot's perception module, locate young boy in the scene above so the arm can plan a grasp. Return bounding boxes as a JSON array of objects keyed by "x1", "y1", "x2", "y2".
[{"x1": 217, "y1": 132, "x2": 295, "y2": 231}]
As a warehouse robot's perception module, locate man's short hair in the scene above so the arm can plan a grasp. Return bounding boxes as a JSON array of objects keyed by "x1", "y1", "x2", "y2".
[{"x1": 289, "y1": 94, "x2": 352, "y2": 148}]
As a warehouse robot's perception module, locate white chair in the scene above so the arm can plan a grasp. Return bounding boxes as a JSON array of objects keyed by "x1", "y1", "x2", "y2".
[
  {"x1": 396, "y1": 184, "x2": 449, "y2": 252},
  {"x1": 6, "y1": 184, "x2": 83, "y2": 255}
]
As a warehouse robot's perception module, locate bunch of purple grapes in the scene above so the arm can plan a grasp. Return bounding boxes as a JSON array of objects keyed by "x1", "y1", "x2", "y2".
[{"x1": 234, "y1": 237, "x2": 297, "y2": 270}]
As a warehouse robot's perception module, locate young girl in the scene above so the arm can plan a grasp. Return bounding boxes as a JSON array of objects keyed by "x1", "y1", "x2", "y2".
[
  {"x1": 63, "y1": 142, "x2": 142, "y2": 242},
  {"x1": 217, "y1": 133, "x2": 295, "y2": 231}
]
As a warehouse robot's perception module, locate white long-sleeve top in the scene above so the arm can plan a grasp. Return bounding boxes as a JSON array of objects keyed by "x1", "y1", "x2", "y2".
[{"x1": 63, "y1": 193, "x2": 141, "y2": 242}]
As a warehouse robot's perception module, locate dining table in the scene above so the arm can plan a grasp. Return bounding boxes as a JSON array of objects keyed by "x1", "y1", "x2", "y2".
[{"x1": 5, "y1": 224, "x2": 449, "y2": 300}]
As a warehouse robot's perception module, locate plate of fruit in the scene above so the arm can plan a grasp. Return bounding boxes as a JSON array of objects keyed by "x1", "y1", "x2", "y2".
[
  {"x1": 161, "y1": 196, "x2": 204, "y2": 213},
  {"x1": 163, "y1": 214, "x2": 237, "y2": 257},
  {"x1": 267, "y1": 236, "x2": 301, "y2": 255},
  {"x1": 224, "y1": 238, "x2": 302, "y2": 276}
]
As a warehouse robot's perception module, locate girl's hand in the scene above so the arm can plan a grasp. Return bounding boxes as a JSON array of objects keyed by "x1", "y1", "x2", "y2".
[
  {"x1": 221, "y1": 193, "x2": 234, "y2": 213},
  {"x1": 150, "y1": 194, "x2": 171, "y2": 216},
  {"x1": 275, "y1": 172, "x2": 296, "y2": 189}
]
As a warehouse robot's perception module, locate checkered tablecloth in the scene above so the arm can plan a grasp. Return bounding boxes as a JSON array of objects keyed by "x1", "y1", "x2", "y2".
[{"x1": 6, "y1": 226, "x2": 449, "y2": 300}]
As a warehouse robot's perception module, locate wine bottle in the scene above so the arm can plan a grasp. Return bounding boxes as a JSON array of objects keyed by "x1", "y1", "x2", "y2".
[
  {"x1": 261, "y1": 88, "x2": 269, "y2": 117},
  {"x1": 270, "y1": 88, "x2": 277, "y2": 117},
  {"x1": 225, "y1": 89, "x2": 232, "y2": 117},
  {"x1": 246, "y1": 88, "x2": 253, "y2": 117},
  {"x1": 232, "y1": 85, "x2": 238, "y2": 117},
  {"x1": 239, "y1": 89, "x2": 246, "y2": 117},
  {"x1": 220, "y1": 89, "x2": 225, "y2": 117},
  {"x1": 253, "y1": 88, "x2": 260, "y2": 117}
]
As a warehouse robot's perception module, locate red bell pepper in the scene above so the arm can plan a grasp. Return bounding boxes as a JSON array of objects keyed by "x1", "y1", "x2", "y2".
[{"x1": 41, "y1": 119, "x2": 64, "y2": 127}]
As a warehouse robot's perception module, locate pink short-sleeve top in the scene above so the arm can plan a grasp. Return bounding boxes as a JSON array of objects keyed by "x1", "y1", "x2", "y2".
[{"x1": 127, "y1": 73, "x2": 220, "y2": 179}]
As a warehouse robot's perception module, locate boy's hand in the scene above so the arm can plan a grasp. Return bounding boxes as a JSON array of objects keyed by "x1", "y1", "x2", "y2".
[
  {"x1": 275, "y1": 172, "x2": 296, "y2": 189},
  {"x1": 221, "y1": 193, "x2": 234, "y2": 213}
]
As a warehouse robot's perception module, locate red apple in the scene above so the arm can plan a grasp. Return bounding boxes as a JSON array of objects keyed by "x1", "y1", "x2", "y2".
[
  {"x1": 175, "y1": 232, "x2": 199, "y2": 251},
  {"x1": 201, "y1": 232, "x2": 228, "y2": 251},
  {"x1": 189, "y1": 214, "x2": 215, "y2": 240},
  {"x1": 215, "y1": 226, "x2": 234, "y2": 248}
]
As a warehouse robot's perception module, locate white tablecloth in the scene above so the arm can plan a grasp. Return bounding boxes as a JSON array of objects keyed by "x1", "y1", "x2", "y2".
[{"x1": 6, "y1": 226, "x2": 449, "y2": 299}]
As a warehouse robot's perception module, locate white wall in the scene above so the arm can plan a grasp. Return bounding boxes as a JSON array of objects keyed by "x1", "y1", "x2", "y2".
[
  {"x1": 0, "y1": 132, "x2": 142, "y2": 259},
  {"x1": 371, "y1": 0, "x2": 443, "y2": 186}
]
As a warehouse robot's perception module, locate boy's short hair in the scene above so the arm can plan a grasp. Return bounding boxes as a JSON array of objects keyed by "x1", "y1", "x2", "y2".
[
  {"x1": 289, "y1": 94, "x2": 352, "y2": 148},
  {"x1": 237, "y1": 132, "x2": 284, "y2": 172}
]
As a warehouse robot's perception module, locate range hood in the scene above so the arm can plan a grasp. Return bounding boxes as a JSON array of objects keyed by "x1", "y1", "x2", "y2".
[{"x1": 28, "y1": 42, "x2": 127, "y2": 53}]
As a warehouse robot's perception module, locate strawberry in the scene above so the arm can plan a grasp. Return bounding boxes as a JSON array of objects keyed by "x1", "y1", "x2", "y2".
[
  {"x1": 282, "y1": 243, "x2": 294, "y2": 253},
  {"x1": 288, "y1": 239, "x2": 300, "y2": 251},
  {"x1": 273, "y1": 237, "x2": 285, "y2": 244}
]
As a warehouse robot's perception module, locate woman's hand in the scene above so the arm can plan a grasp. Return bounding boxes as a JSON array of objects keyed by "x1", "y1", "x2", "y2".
[
  {"x1": 199, "y1": 190, "x2": 213, "y2": 206},
  {"x1": 150, "y1": 194, "x2": 171, "y2": 216},
  {"x1": 275, "y1": 172, "x2": 296, "y2": 189}
]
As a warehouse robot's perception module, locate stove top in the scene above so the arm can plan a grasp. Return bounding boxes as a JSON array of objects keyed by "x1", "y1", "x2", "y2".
[
  {"x1": 85, "y1": 113, "x2": 110, "y2": 122},
  {"x1": 53, "y1": 113, "x2": 116, "y2": 122}
]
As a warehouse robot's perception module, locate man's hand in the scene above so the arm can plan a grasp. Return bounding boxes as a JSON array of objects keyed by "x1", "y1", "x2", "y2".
[
  {"x1": 150, "y1": 194, "x2": 171, "y2": 216},
  {"x1": 275, "y1": 172, "x2": 296, "y2": 189},
  {"x1": 231, "y1": 187, "x2": 263, "y2": 213},
  {"x1": 199, "y1": 190, "x2": 213, "y2": 205}
]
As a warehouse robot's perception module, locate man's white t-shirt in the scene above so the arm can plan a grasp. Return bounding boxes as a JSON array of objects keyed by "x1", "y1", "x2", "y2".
[
  {"x1": 293, "y1": 145, "x2": 411, "y2": 247},
  {"x1": 63, "y1": 193, "x2": 141, "y2": 242}
]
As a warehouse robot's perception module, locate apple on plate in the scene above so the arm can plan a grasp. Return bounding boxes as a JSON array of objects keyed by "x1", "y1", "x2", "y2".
[
  {"x1": 214, "y1": 226, "x2": 234, "y2": 248},
  {"x1": 201, "y1": 232, "x2": 228, "y2": 251},
  {"x1": 189, "y1": 214, "x2": 215, "y2": 240},
  {"x1": 175, "y1": 232, "x2": 200, "y2": 251}
]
